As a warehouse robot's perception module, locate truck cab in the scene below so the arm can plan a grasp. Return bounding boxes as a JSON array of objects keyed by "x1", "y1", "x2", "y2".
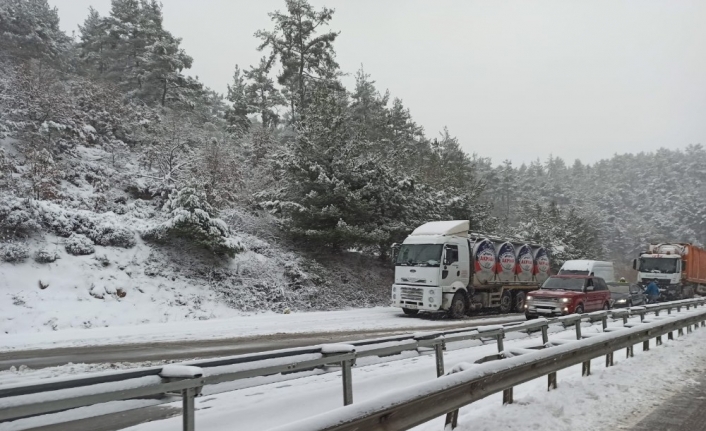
[
  {"x1": 392, "y1": 222, "x2": 471, "y2": 315},
  {"x1": 525, "y1": 275, "x2": 611, "y2": 318}
]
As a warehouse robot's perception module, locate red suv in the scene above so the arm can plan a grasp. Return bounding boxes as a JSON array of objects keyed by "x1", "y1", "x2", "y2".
[{"x1": 525, "y1": 275, "x2": 611, "y2": 319}]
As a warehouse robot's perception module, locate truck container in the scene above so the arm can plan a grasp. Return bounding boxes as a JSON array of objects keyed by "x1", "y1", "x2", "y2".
[
  {"x1": 391, "y1": 220, "x2": 551, "y2": 317},
  {"x1": 632, "y1": 243, "x2": 706, "y2": 300}
]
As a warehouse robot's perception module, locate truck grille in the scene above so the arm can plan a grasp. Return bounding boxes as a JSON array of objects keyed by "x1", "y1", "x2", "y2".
[{"x1": 400, "y1": 287, "x2": 424, "y2": 301}]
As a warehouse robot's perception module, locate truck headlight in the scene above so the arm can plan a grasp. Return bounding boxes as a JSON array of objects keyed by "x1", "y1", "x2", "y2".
[
  {"x1": 429, "y1": 289, "x2": 435, "y2": 295},
  {"x1": 393, "y1": 286, "x2": 397, "y2": 292},
  {"x1": 561, "y1": 298, "x2": 570, "y2": 303},
  {"x1": 616, "y1": 299, "x2": 627, "y2": 303},
  {"x1": 393, "y1": 294, "x2": 396, "y2": 299},
  {"x1": 526, "y1": 295, "x2": 533, "y2": 301},
  {"x1": 428, "y1": 297, "x2": 434, "y2": 303}
]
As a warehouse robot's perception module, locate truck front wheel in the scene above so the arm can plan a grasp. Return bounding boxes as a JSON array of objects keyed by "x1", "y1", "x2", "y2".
[
  {"x1": 449, "y1": 291, "x2": 468, "y2": 319},
  {"x1": 402, "y1": 308, "x2": 419, "y2": 316}
]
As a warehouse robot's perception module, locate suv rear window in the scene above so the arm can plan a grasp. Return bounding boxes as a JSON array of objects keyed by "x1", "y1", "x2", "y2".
[{"x1": 541, "y1": 277, "x2": 585, "y2": 291}]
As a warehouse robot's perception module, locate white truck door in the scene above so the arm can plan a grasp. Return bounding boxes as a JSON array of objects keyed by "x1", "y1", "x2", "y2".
[{"x1": 442, "y1": 245, "x2": 462, "y2": 287}]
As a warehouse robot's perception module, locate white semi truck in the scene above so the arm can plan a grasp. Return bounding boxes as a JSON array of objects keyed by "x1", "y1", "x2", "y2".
[
  {"x1": 633, "y1": 243, "x2": 706, "y2": 300},
  {"x1": 391, "y1": 220, "x2": 551, "y2": 317}
]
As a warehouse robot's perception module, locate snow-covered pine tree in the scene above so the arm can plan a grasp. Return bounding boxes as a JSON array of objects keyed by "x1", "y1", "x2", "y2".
[
  {"x1": 226, "y1": 65, "x2": 251, "y2": 135},
  {"x1": 245, "y1": 57, "x2": 285, "y2": 129},
  {"x1": 256, "y1": 0, "x2": 340, "y2": 122},
  {"x1": 0, "y1": 0, "x2": 71, "y2": 64},
  {"x1": 143, "y1": 183, "x2": 243, "y2": 257}
]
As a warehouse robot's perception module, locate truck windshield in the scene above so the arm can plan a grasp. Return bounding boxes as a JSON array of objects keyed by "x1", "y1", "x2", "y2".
[
  {"x1": 639, "y1": 258, "x2": 678, "y2": 274},
  {"x1": 396, "y1": 244, "x2": 443, "y2": 267},
  {"x1": 558, "y1": 270, "x2": 589, "y2": 276},
  {"x1": 541, "y1": 277, "x2": 585, "y2": 291}
]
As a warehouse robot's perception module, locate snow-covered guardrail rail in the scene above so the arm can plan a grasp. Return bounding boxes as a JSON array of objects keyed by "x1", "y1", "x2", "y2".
[
  {"x1": 271, "y1": 298, "x2": 706, "y2": 431},
  {"x1": 0, "y1": 298, "x2": 704, "y2": 431}
]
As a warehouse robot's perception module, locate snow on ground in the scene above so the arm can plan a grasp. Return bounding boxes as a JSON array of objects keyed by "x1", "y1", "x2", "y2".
[
  {"x1": 5, "y1": 313, "x2": 693, "y2": 431},
  {"x1": 0, "y1": 236, "x2": 245, "y2": 337},
  {"x1": 0, "y1": 301, "x2": 521, "y2": 352}
]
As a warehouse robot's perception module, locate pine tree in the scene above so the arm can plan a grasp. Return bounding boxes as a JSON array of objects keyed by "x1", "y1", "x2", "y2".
[
  {"x1": 226, "y1": 65, "x2": 250, "y2": 134},
  {"x1": 244, "y1": 57, "x2": 285, "y2": 128},
  {"x1": 0, "y1": 0, "x2": 71, "y2": 63},
  {"x1": 78, "y1": 7, "x2": 109, "y2": 74},
  {"x1": 256, "y1": 0, "x2": 340, "y2": 122}
]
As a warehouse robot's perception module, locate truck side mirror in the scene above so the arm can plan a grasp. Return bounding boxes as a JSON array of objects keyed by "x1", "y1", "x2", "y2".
[
  {"x1": 390, "y1": 243, "x2": 400, "y2": 264},
  {"x1": 632, "y1": 259, "x2": 637, "y2": 270}
]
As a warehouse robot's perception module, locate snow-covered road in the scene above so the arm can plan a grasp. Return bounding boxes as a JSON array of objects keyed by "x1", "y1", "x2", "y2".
[{"x1": 1, "y1": 307, "x2": 523, "y2": 352}]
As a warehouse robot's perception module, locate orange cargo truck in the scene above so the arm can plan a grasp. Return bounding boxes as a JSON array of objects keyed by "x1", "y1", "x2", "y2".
[{"x1": 632, "y1": 243, "x2": 706, "y2": 300}]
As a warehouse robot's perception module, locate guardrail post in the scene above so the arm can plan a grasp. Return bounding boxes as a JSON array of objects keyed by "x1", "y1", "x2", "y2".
[
  {"x1": 667, "y1": 306, "x2": 672, "y2": 315},
  {"x1": 643, "y1": 339, "x2": 649, "y2": 351},
  {"x1": 606, "y1": 352, "x2": 614, "y2": 367},
  {"x1": 627, "y1": 345, "x2": 634, "y2": 358},
  {"x1": 687, "y1": 304, "x2": 691, "y2": 311},
  {"x1": 654, "y1": 309, "x2": 660, "y2": 317},
  {"x1": 496, "y1": 333, "x2": 505, "y2": 354},
  {"x1": 677, "y1": 305, "x2": 682, "y2": 313},
  {"x1": 678, "y1": 327, "x2": 684, "y2": 336},
  {"x1": 445, "y1": 410, "x2": 459, "y2": 429},
  {"x1": 575, "y1": 320, "x2": 582, "y2": 340},
  {"x1": 548, "y1": 372, "x2": 557, "y2": 391},
  {"x1": 541, "y1": 324, "x2": 549, "y2": 345},
  {"x1": 434, "y1": 341, "x2": 445, "y2": 378},
  {"x1": 159, "y1": 365, "x2": 203, "y2": 431},
  {"x1": 601, "y1": 315, "x2": 608, "y2": 331},
  {"x1": 503, "y1": 387, "x2": 514, "y2": 405},
  {"x1": 182, "y1": 387, "x2": 196, "y2": 431},
  {"x1": 668, "y1": 330, "x2": 674, "y2": 340},
  {"x1": 342, "y1": 359, "x2": 354, "y2": 406},
  {"x1": 582, "y1": 360, "x2": 591, "y2": 376},
  {"x1": 321, "y1": 344, "x2": 356, "y2": 406},
  {"x1": 687, "y1": 323, "x2": 693, "y2": 334}
]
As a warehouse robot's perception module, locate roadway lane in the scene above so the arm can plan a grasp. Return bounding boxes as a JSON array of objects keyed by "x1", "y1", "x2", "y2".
[
  {"x1": 629, "y1": 373, "x2": 706, "y2": 431},
  {"x1": 0, "y1": 315, "x2": 525, "y2": 370}
]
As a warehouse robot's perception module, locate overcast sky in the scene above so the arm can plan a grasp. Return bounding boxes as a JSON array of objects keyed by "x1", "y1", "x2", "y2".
[{"x1": 50, "y1": 0, "x2": 706, "y2": 166}]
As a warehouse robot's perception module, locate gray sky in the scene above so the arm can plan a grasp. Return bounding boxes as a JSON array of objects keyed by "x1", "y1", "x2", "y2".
[{"x1": 50, "y1": 0, "x2": 706, "y2": 167}]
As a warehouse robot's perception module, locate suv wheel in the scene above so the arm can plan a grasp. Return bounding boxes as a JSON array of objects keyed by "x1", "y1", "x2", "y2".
[{"x1": 575, "y1": 304, "x2": 584, "y2": 314}]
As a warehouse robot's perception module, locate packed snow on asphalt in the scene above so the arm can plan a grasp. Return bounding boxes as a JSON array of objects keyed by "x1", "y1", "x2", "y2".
[{"x1": 1, "y1": 307, "x2": 523, "y2": 352}]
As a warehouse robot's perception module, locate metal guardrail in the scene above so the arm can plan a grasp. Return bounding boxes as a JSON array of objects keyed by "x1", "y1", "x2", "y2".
[
  {"x1": 271, "y1": 299, "x2": 706, "y2": 431},
  {"x1": 1, "y1": 298, "x2": 704, "y2": 431}
]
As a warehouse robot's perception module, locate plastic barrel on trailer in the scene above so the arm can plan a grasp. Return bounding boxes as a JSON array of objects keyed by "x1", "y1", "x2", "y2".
[
  {"x1": 496, "y1": 242, "x2": 517, "y2": 282},
  {"x1": 473, "y1": 238, "x2": 497, "y2": 284},
  {"x1": 534, "y1": 247, "x2": 551, "y2": 284},
  {"x1": 516, "y1": 244, "x2": 534, "y2": 282}
]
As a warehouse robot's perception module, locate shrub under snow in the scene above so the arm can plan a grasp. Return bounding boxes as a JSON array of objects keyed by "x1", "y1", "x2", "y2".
[
  {"x1": 35, "y1": 249, "x2": 59, "y2": 263},
  {"x1": 65, "y1": 234, "x2": 95, "y2": 255},
  {"x1": 0, "y1": 243, "x2": 30, "y2": 262},
  {"x1": 89, "y1": 225, "x2": 136, "y2": 248},
  {"x1": 143, "y1": 185, "x2": 243, "y2": 257}
]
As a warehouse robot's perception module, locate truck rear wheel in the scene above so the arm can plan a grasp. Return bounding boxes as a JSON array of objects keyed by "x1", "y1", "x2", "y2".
[
  {"x1": 513, "y1": 292, "x2": 526, "y2": 313},
  {"x1": 449, "y1": 291, "x2": 468, "y2": 319},
  {"x1": 499, "y1": 291, "x2": 512, "y2": 314},
  {"x1": 402, "y1": 308, "x2": 419, "y2": 316}
]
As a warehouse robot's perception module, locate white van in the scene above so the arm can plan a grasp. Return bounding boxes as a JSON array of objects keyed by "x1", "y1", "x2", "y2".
[{"x1": 558, "y1": 260, "x2": 615, "y2": 283}]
